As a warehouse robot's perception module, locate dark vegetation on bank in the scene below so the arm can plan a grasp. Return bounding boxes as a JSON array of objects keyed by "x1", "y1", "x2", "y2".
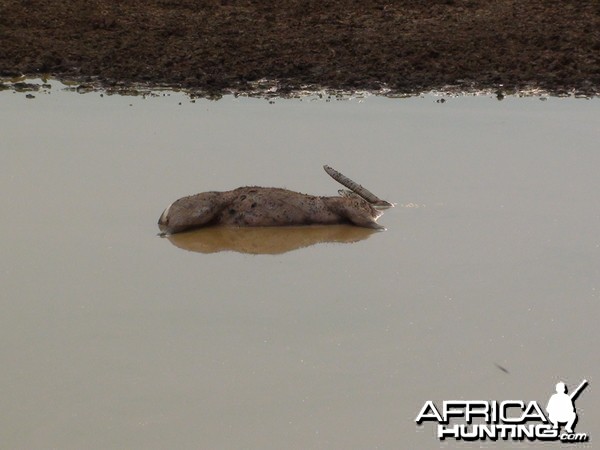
[{"x1": 1, "y1": 0, "x2": 598, "y2": 96}]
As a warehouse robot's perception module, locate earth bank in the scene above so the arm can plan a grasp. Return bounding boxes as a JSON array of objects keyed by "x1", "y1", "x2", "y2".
[{"x1": 1, "y1": 0, "x2": 598, "y2": 96}]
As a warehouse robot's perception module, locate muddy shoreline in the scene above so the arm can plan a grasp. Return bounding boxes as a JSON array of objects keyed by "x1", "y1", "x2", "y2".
[{"x1": 1, "y1": 0, "x2": 598, "y2": 97}]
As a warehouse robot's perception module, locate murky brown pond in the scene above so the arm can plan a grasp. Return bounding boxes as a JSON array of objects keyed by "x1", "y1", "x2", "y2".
[{"x1": 1, "y1": 82, "x2": 598, "y2": 448}]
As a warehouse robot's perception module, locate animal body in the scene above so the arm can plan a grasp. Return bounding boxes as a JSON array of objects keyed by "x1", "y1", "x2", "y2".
[{"x1": 158, "y1": 165, "x2": 392, "y2": 234}]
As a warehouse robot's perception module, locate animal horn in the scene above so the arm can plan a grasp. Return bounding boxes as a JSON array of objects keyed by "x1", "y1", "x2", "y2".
[{"x1": 323, "y1": 165, "x2": 393, "y2": 208}]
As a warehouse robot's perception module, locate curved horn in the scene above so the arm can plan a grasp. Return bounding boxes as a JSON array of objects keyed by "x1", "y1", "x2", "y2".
[{"x1": 323, "y1": 165, "x2": 393, "y2": 208}]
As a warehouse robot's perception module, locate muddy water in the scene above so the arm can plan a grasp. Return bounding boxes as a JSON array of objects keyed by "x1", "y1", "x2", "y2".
[{"x1": 1, "y1": 83, "x2": 598, "y2": 449}]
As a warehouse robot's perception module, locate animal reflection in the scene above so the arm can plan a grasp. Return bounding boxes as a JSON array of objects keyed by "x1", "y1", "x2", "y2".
[{"x1": 164, "y1": 225, "x2": 378, "y2": 255}]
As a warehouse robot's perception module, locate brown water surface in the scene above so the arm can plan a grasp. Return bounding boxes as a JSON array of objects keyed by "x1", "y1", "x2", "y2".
[{"x1": 1, "y1": 83, "x2": 598, "y2": 448}]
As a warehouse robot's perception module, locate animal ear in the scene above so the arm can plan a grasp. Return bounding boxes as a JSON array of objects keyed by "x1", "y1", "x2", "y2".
[{"x1": 338, "y1": 189, "x2": 359, "y2": 198}]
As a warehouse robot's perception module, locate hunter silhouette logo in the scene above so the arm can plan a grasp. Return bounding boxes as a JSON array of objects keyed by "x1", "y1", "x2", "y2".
[
  {"x1": 547, "y1": 379, "x2": 587, "y2": 434},
  {"x1": 415, "y1": 379, "x2": 589, "y2": 442}
]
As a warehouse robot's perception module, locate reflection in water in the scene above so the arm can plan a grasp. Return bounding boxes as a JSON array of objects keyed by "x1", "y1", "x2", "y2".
[{"x1": 164, "y1": 225, "x2": 378, "y2": 254}]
